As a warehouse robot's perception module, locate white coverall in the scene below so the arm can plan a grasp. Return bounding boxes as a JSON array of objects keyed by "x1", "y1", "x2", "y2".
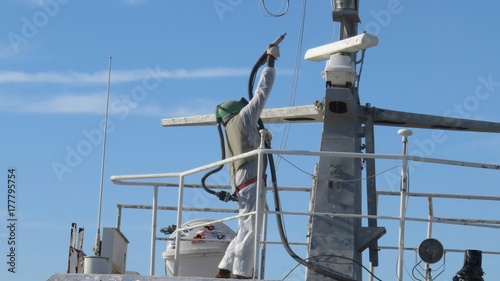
[{"x1": 218, "y1": 66, "x2": 276, "y2": 277}]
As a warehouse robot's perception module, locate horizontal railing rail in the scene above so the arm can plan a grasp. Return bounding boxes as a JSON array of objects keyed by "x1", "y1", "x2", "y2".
[{"x1": 110, "y1": 144, "x2": 500, "y2": 279}]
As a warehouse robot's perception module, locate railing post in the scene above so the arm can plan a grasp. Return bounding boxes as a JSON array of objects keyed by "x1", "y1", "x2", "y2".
[
  {"x1": 259, "y1": 205, "x2": 269, "y2": 280},
  {"x1": 149, "y1": 185, "x2": 159, "y2": 275},
  {"x1": 173, "y1": 176, "x2": 185, "y2": 276},
  {"x1": 253, "y1": 130, "x2": 268, "y2": 279}
]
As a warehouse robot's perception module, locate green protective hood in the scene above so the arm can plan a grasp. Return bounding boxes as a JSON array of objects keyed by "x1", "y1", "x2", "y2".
[{"x1": 215, "y1": 97, "x2": 248, "y2": 123}]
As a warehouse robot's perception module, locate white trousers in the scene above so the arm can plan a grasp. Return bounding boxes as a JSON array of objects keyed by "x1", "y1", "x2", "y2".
[{"x1": 218, "y1": 183, "x2": 259, "y2": 277}]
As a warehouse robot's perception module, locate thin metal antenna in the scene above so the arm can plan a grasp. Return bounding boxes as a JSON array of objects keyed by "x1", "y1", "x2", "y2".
[{"x1": 93, "y1": 56, "x2": 113, "y2": 256}]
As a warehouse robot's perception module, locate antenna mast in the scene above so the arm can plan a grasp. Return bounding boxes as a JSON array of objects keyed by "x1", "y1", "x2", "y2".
[
  {"x1": 93, "y1": 56, "x2": 113, "y2": 256},
  {"x1": 305, "y1": 1, "x2": 384, "y2": 280}
]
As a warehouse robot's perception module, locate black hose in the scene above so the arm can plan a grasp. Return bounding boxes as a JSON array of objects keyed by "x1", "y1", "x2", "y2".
[
  {"x1": 201, "y1": 121, "x2": 237, "y2": 202},
  {"x1": 200, "y1": 122, "x2": 225, "y2": 196},
  {"x1": 247, "y1": 54, "x2": 267, "y2": 101}
]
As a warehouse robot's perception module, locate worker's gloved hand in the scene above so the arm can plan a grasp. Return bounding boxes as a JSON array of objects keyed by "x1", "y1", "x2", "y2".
[
  {"x1": 265, "y1": 130, "x2": 273, "y2": 143},
  {"x1": 267, "y1": 44, "x2": 280, "y2": 60},
  {"x1": 259, "y1": 129, "x2": 273, "y2": 146}
]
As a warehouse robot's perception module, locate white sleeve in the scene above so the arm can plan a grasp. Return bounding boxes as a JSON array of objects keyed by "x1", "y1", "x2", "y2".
[{"x1": 239, "y1": 66, "x2": 276, "y2": 126}]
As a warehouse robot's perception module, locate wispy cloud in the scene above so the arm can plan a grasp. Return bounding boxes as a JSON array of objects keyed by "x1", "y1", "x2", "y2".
[
  {"x1": 1, "y1": 92, "x2": 106, "y2": 114},
  {"x1": 0, "y1": 67, "x2": 251, "y2": 84},
  {"x1": 0, "y1": 66, "x2": 282, "y2": 115},
  {"x1": 0, "y1": 91, "x2": 219, "y2": 117}
]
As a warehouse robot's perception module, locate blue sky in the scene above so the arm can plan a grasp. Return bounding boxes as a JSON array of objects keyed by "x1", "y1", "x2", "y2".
[{"x1": 2, "y1": 1, "x2": 500, "y2": 280}]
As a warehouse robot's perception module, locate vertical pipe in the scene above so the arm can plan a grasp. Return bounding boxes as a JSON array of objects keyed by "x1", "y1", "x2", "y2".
[
  {"x1": 397, "y1": 129, "x2": 412, "y2": 281},
  {"x1": 369, "y1": 263, "x2": 375, "y2": 281},
  {"x1": 149, "y1": 185, "x2": 159, "y2": 275},
  {"x1": 397, "y1": 158, "x2": 408, "y2": 281},
  {"x1": 67, "y1": 223, "x2": 76, "y2": 274},
  {"x1": 365, "y1": 114, "x2": 380, "y2": 266},
  {"x1": 426, "y1": 196, "x2": 434, "y2": 238},
  {"x1": 77, "y1": 227, "x2": 85, "y2": 251},
  {"x1": 425, "y1": 196, "x2": 434, "y2": 280},
  {"x1": 116, "y1": 205, "x2": 122, "y2": 230},
  {"x1": 70, "y1": 223, "x2": 76, "y2": 248}
]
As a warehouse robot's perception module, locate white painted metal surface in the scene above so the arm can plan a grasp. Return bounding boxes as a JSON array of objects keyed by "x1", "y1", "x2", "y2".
[
  {"x1": 304, "y1": 33, "x2": 378, "y2": 62},
  {"x1": 161, "y1": 104, "x2": 322, "y2": 127}
]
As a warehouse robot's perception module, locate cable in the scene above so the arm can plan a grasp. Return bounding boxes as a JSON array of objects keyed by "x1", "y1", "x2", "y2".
[
  {"x1": 355, "y1": 49, "x2": 366, "y2": 88},
  {"x1": 275, "y1": 154, "x2": 315, "y2": 178},
  {"x1": 276, "y1": 153, "x2": 402, "y2": 183},
  {"x1": 287, "y1": 0, "x2": 306, "y2": 108},
  {"x1": 259, "y1": 0, "x2": 290, "y2": 17},
  {"x1": 309, "y1": 255, "x2": 384, "y2": 281},
  {"x1": 277, "y1": 0, "x2": 307, "y2": 169},
  {"x1": 411, "y1": 260, "x2": 423, "y2": 281},
  {"x1": 282, "y1": 255, "x2": 384, "y2": 281},
  {"x1": 330, "y1": 0, "x2": 338, "y2": 41}
]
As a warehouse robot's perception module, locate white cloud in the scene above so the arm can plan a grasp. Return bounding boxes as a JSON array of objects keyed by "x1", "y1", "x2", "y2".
[
  {"x1": 1, "y1": 92, "x2": 106, "y2": 114},
  {"x1": 0, "y1": 66, "x2": 285, "y2": 115},
  {"x1": 0, "y1": 91, "x2": 222, "y2": 117},
  {"x1": 0, "y1": 67, "x2": 250, "y2": 84},
  {"x1": 0, "y1": 91, "x2": 177, "y2": 116}
]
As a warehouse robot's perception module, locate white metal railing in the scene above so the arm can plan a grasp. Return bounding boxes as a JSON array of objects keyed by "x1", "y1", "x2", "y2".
[{"x1": 110, "y1": 136, "x2": 500, "y2": 280}]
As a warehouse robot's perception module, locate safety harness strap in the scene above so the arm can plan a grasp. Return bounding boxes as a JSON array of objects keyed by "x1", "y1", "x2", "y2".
[{"x1": 233, "y1": 174, "x2": 266, "y2": 198}]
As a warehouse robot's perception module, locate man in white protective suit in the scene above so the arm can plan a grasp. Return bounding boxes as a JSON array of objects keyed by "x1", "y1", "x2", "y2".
[{"x1": 214, "y1": 44, "x2": 280, "y2": 279}]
